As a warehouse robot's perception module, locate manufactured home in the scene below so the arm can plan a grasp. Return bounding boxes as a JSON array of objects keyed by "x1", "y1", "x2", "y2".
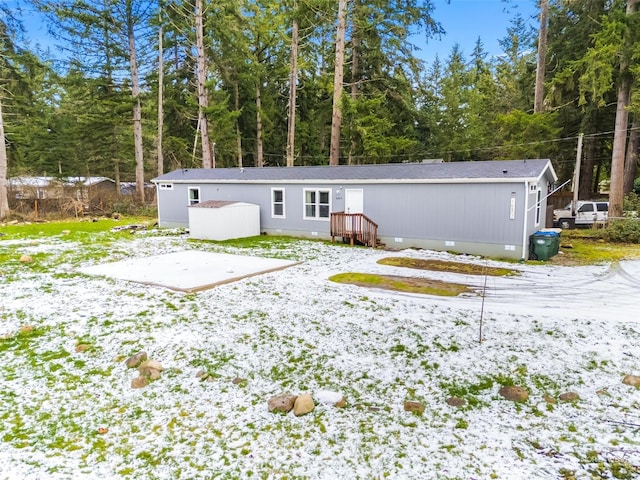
[{"x1": 152, "y1": 159, "x2": 557, "y2": 260}]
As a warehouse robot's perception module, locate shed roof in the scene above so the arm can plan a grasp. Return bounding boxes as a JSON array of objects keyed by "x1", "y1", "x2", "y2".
[
  {"x1": 152, "y1": 159, "x2": 557, "y2": 184},
  {"x1": 189, "y1": 200, "x2": 257, "y2": 209}
]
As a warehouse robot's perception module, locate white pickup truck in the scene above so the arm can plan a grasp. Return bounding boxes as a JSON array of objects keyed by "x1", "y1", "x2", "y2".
[{"x1": 553, "y1": 201, "x2": 609, "y2": 229}]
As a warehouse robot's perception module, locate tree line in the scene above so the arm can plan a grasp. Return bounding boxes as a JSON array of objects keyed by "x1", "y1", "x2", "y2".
[{"x1": 1, "y1": 0, "x2": 639, "y2": 220}]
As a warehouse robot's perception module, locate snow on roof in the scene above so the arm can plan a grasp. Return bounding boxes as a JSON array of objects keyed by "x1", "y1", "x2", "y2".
[
  {"x1": 152, "y1": 159, "x2": 557, "y2": 184},
  {"x1": 65, "y1": 176, "x2": 114, "y2": 186},
  {"x1": 8, "y1": 176, "x2": 114, "y2": 187},
  {"x1": 8, "y1": 176, "x2": 57, "y2": 187},
  {"x1": 190, "y1": 200, "x2": 257, "y2": 209}
]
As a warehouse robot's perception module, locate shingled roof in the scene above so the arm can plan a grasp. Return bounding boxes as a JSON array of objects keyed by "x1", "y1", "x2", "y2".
[{"x1": 152, "y1": 159, "x2": 556, "y2": 183}]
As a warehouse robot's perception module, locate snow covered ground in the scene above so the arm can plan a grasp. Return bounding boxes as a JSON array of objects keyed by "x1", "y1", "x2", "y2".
[
  {"x1": 78, "y1": 250, "x2": 299, "y2": 292},
  {"x1": 1, "y1": 229, "x2": 640, "y2": 479}
]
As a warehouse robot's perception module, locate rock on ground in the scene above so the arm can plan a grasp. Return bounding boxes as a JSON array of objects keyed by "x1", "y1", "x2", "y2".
[
  {"x1": 268, "y1": 394, "x2": 298, "y2": 413},
  {"x1": 499, "y1": 386, "x2": 529, "y2": 402},
  {"x1": 294, "y1": 394, "x2": 315, "y2": 416}
]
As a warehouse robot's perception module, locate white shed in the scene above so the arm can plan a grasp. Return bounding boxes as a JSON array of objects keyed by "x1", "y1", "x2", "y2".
[{"x1": 188, "y1": 200, "x2": 260, "y2": 241}]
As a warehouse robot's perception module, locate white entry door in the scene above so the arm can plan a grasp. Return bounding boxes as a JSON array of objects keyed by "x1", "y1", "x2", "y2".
[
  {"x1": 344, "y1": 189, "x2": 364, "y2": 214},
  {"x1": 344, "y1": 189, "x2": 363, "y2": 233}
]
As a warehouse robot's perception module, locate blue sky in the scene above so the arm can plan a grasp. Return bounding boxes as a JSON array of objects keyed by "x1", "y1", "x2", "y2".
[
  {"x1": 417, "y1": 0, "x2": 540, "y2": 63},
  {"x1": 8, "y1": 0, "x2": 540, "y2": 66}
]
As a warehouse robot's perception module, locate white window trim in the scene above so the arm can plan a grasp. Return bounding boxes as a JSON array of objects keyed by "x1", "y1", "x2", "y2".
[
  {"x1": 303, "y1": 188, "x2": 331, "y2": 221},
  {"x1": 159, "y1": 183, "x2": 174, "y2": 190},
  {"x1": 534, "y1": 189, "x2": 542, "y2": 226},
  {"x1": 188, "y1": 186, "x2": 200, "y2": 206},
  {"x1": 271, "y1": 187, "x2": 286, "y2": 218}
]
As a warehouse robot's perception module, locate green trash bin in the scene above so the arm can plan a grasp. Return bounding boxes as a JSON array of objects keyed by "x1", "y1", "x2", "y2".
[
  {"x1": 550, "y1": 231, "x2": 561, "y2": 256},
  {"x1": 530, "y1": 231, "x2": 560, "y2": 261}
]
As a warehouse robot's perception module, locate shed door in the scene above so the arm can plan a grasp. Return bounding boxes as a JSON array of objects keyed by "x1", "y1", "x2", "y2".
[{"x1": 345, "y1": 189, "x2": 363, "y2": 214}]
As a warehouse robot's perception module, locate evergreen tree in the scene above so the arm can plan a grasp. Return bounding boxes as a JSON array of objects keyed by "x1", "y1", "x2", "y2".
[
  {"x1": 35, "y1": 0, "x2": 157, "y2": 199},
  {"x1": 547, "y1": 0, "x2": 614, "y2": 195}
]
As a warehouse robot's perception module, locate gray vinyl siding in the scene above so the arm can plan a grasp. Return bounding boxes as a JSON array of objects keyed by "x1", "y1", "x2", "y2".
[
  {"x1": 160, "y1": 181, "x2": 528, "y2": 251},
  {"x1": 159, "y1": 183, "x2": 336, "y2": 233},
  {"x1": 358, "y1": 183, "x2": 526, "y2": 244},
  {"x1": 154, "y1": 161, "x2": 557, "y2": 259}
]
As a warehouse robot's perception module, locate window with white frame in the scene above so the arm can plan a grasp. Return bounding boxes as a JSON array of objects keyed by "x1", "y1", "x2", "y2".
[
  {"x1": 272, "y1": 188, "x2": 285, "y2": 218},
  {"x1": 159, "y1": 183, "x2": 173, "y2": 190},
  {"x1": 188, "y1": 187, "x2": 200, "y2": 205},
  {"x1": 303, "y1": 189, "x2": 331, "y2": 220},
  {"x1": 535, "y1": 189, "x2": 542, "y2": 226}
]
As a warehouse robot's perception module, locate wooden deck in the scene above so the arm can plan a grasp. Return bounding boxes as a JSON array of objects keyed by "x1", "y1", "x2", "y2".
[{"x1": 330, "y1": 212, "x2": 379, "y2": 248}]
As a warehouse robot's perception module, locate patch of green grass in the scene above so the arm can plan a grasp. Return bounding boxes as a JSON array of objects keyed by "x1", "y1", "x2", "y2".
[
  {"x1": 529, "y1": 374, "x2": 561, "y2": 395},
  {"x1": 454, "y1": 418, "x2": 469, "y2": 429},
  {"x1": 567, "y1": 449, "x2": 640, "y2": 479},
  {"x1": 377, "y1": 257, "x2": 519, "y2": 276},
  {"x1": 329, "y1": 272, "x2": 474, "y2": 297},
  {"x1": 432, "y1": 340, "x2": 459, "y2": 352},
  {"x1": 1, "y1": 217, "x2": 161, "y2": 273},
  {"x1": 548, "y1": 229, "x2": 640, "y2": 265},
  {"x1": 0, "y1": 216, "x2": 155, "y2": 238},
  {"x1": 440, "y1": 377, "x2": 496, "y2": 409},
  {"x1": 0, "y1": 326, "x2": 48, "y2": 354},
  {"x1": 40, "y1": 349, "x2": 71, "y2": 361},
  {"x1": 189, "y1": 349, "x2": 236, "y2": 375}
]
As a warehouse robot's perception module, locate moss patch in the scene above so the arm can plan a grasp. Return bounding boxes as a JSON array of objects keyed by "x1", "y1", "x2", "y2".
[
  {"x1": 377, "y1": 257, "x2": 519, "y2": 276},
  {"x1": 329, "y1": 272, "x2": 475, "y2": 297},
  {"x1": 548, "y1": 229, "x2": 640, "y2": 266}
]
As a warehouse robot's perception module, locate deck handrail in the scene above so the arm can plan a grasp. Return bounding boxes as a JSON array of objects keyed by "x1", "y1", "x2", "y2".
[{"x1": 330, "y1": 212, "x2": 379, "y2": 247}]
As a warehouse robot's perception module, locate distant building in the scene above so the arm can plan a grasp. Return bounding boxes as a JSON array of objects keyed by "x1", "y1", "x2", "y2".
[{"x1": 8, "y1": 176, "x2": 116, "y2": 200}]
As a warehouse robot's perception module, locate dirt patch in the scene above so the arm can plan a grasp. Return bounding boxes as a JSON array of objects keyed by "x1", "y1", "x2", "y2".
[
  {"x1": 329, "y1": 272, "x2": 476, "y2": 297},
  {"x1": 377, "y1": 257, "x2": 519, "y2": 276}
]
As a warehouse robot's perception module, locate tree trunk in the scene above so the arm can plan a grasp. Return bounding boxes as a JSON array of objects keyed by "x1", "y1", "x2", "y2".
[
  {"x1": 533, "y1": 0, "x2": 549, "y2": 113},
  {"x1": 195, "y1": 0, "x2": 214, "y2": 168},
  {"x1": 594, "y1": 160, "x2": 603, "y2": 195},
  {"x1": 579, "y1": 135, "x2": 596, "y2": 199},
  {"x1": 609, "y1": 76, "x2": 631, "y2": 217},
  {"x1": 127, "y1": 2, "x2": 145, "y2": 203},
  {"x1": 157, "y1": 7, "x2": 164, "y2": 177},
  {"x1": 329, "y1": 0, "x2": 347, "y2": 166},
  {"x1": 348, "y1": 0, "x2": 360, "y2": 165},
  {"x1": 286, "y1": 8, "x2": 299, "y2": 168},
  {"x1": 624, "y1": 115, "x2": 639, "y2": 194},
  {"x1": 256, "y1": 83, "x2": 264, "y2": 167},
  {"x1": 234, "y1": 81, "x2": 242, "y2": 168},
  {"x1": 114, "y1": 156, "x2": 120, "y2": 196},
  {"x1": 608, "y1": 0, "x2": 638, "y2": 218},
  {"x1": 0, "y1": 100, "x2": 9, "y2": 220}
]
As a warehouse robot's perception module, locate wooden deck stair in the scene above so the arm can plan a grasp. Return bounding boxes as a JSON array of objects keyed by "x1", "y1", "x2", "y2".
[{"x1": 330, "y1": 212, "x2": 379, "y2": 248}]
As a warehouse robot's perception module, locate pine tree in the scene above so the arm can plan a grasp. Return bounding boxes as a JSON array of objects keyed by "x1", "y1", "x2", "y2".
[
  {"x1": 35, "y1": 0, "x2": 156, "y2": 200},
  {"x1": 572, "y1": 0, "x2": 640, "y2": 216}
]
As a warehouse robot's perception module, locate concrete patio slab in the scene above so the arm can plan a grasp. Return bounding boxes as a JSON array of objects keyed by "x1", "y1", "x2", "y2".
[{"x1": 78, "y1": 250, "x2": 299, "y2": 292}]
